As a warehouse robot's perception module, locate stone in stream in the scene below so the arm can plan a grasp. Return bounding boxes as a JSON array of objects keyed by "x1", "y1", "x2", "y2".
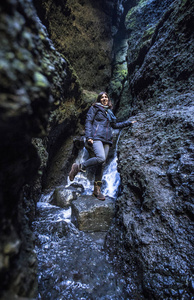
[
  {"x1": 50, "y1": 184, "x2": 84, "y2": 208},
  {"x1": 71, "y1": 195, "x2": 115, "y2": 232}
]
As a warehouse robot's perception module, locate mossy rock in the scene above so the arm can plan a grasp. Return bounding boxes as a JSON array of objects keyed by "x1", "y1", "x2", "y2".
[
  {"x1": 125, "y1": 0, "x2": 155, "y2": 32},
  {"x1": 142, "y1": 25, "x2": 156, "y2": 42},
  {"x1": 125, "y1": 6, "x2": 137, "y2": 31},
  {"x1": 81, "y1": 90, "x2": 98, "y2": 110}
]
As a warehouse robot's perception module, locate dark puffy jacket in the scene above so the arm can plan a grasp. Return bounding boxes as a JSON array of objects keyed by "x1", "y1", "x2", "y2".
[{"x1": 85, "y1": 104, "x2": 133, "y2": 145}]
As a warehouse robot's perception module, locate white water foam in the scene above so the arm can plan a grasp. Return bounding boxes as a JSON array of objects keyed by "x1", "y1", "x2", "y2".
[
  {"x1": 66, "y1": 130, "x2": 121, "y2": 198},
  {"x1": 102, "y1": 155, "x2": 120, "y2": 198},
  {"x1": 66, "y1": 147, "x2": 94, "y2": 194}
]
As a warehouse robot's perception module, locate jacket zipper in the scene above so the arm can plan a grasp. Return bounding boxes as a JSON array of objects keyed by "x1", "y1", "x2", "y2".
[
  {"x1": 94, "y1": 124, "x2": 99, "y2": 136},
  {"x1": 106, "y1": 120, "x2": 108, "y2": 140}
]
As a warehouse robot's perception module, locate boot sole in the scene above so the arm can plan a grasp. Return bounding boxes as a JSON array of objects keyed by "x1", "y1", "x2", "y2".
[{"x1": 92, "y1": 192, "x2": 105, "y2": 201}]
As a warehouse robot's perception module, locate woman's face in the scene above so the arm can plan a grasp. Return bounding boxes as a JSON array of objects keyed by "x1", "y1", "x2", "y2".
[{"x1": 100, "y1": 93, "x2": 109, "y2": 106}]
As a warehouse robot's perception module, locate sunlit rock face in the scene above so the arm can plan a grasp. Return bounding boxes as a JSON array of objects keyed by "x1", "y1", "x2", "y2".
[
  {"x1": 106, "y1": 0, "x2": 194, "y2": 299},
  {"x1": 33, "y1": 0, "x2": 116, "y2": 92}
]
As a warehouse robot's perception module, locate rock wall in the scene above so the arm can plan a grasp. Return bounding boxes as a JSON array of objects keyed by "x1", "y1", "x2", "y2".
[
  {"x1": 33, "y1": 0, "x2": 115, "y2": 92},
  {"x1": 106, "y1": 0, "x2": 194, "y2": 299},
  {"x1": 0, "y1": 0, "x2": 84, "y2": 297},
  {"x1": 34, "y1": 0, "x2": 128, "y2": 189},
  {"x1": 1, "y1": 0, "x2": 193, "y2": 298}
]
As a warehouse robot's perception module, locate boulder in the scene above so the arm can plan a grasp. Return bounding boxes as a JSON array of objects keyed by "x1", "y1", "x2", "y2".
[
  {"x1": 51, "y1": 184, "x2": 84, "y2": 208},
  {"x1": 71, "y1": 195, "x2": 115, "y2": 232}
]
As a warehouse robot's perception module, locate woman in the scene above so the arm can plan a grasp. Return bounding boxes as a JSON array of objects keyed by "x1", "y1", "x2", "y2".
[{"x1": 69, "y1": 92, "x2": 136, "y2": 200}]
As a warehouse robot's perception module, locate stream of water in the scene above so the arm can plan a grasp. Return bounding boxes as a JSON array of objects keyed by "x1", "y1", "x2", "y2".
[{"x1": 32, "y1": 130, "x2": 132, "y2": 299}]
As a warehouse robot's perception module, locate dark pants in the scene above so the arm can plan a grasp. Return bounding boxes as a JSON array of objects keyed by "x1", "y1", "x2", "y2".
[{"x1": 82, "y1": 140, "x2": 110, "y2": 181}]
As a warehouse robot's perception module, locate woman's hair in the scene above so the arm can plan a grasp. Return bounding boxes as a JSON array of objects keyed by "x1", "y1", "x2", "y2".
[{"x1": 95, "y1": 92, "x2": 112, "y2": 108}]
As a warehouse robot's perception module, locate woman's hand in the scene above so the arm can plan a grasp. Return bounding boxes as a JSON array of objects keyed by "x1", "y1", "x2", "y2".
[
  {"x1": 131, "y1": 120, "x2": 137, "y2": 123},
  {"x1": 88, "y1": 139, "x2": 93, "y2": 145}
]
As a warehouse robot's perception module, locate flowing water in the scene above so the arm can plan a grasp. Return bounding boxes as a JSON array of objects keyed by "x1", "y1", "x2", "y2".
[
  {"x1": 65, "y1": 130, "x2": 121, "y2": 198},
  {"x1": 32, "y1": 130, "x2": 132, "y2": 299}
]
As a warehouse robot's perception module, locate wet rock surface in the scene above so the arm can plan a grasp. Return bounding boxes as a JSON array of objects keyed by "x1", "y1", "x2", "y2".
[
  {"x1": 71, "y1": 195, "x2": 115, "y2": 232},
  {"x1": 1, "y1": 0, "x2": 194, "y2": 299},
  {"x1": 0, "y1": 0, "x2": 82, "y2": 297},
  {"x1": 33, "y1": 202, "x2": 142, "y2": 300},
  {"x1": 106, "y1": 100, "x2": 194, "y2": 299},
  {"x1": 105, "y1": 1, "x2": 194, "y2": 298},
  {"x1": 129, "y1": 0, "x2": 194, "y2": 112},
  {"x1": 50, "y1": 184, "x2": 84, "y2": 208}
]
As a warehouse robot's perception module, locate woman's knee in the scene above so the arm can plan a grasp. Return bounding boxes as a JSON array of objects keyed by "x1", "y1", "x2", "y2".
[{"x1": 96, "y1": 154, "x2": 106, "y2": 164}]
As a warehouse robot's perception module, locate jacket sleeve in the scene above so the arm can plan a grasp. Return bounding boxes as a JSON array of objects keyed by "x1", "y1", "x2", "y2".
[
  {"x1": 85, "y1": 106, "x2": 97, "y2": 140},
  {"x1": 111, "y1": 119, "x2": 133, "y2": 129}
]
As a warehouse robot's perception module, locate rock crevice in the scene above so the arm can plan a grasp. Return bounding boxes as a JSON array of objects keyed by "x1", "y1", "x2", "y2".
[{"x1": 0, "y1": 0, "x2": 193, "y2": 299}]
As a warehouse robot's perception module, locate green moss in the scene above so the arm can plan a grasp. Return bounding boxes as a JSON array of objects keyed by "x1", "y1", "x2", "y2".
[
  {"x1": 126, "y1": 6, "x2": 136, "y2": 21},
  {"x1": 181, "y1": 0, "x2": 188, "y2": 6},
  {"x1": 142, "y1": 25, "x2": 156, "y2": 42},
  {"x1": 125, "y1": 7, "x2": 137, "y2": 31},
  {"x1": 109, "y1": 61, "x2": 128, "y2": 97},
  {"x1": 110, "y1": 79, "x2": 122, "y2": 93},
  {"x1": 63, "y1": 55, "x2": 82, "y2": 90},
  {"x1": 115, "y1": 63, "x2": 128, "y2": 81},
  {"x1": 138, "y1": 0, "x2": 148, "y2": 6},
  {"x1": 82, "y1": 90, "x2": 98, "y2": 103},
  {"x1": 125, "y1": 0, "x2": 150, "y2": 31},
  {"x1": 13, "y1": 59, "x2": 25, "y2": 71},
  {"x1": 34, "y1": 71, "x2": 49, "y2": 88}
]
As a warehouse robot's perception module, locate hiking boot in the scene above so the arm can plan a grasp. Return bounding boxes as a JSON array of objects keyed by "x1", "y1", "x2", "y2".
[
  {"x1": 69, "y1": 163, "x2": 80, "y2": 181},
  {"x1": 93, "y1": 181, "x2": 105, "y2": 201}
]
